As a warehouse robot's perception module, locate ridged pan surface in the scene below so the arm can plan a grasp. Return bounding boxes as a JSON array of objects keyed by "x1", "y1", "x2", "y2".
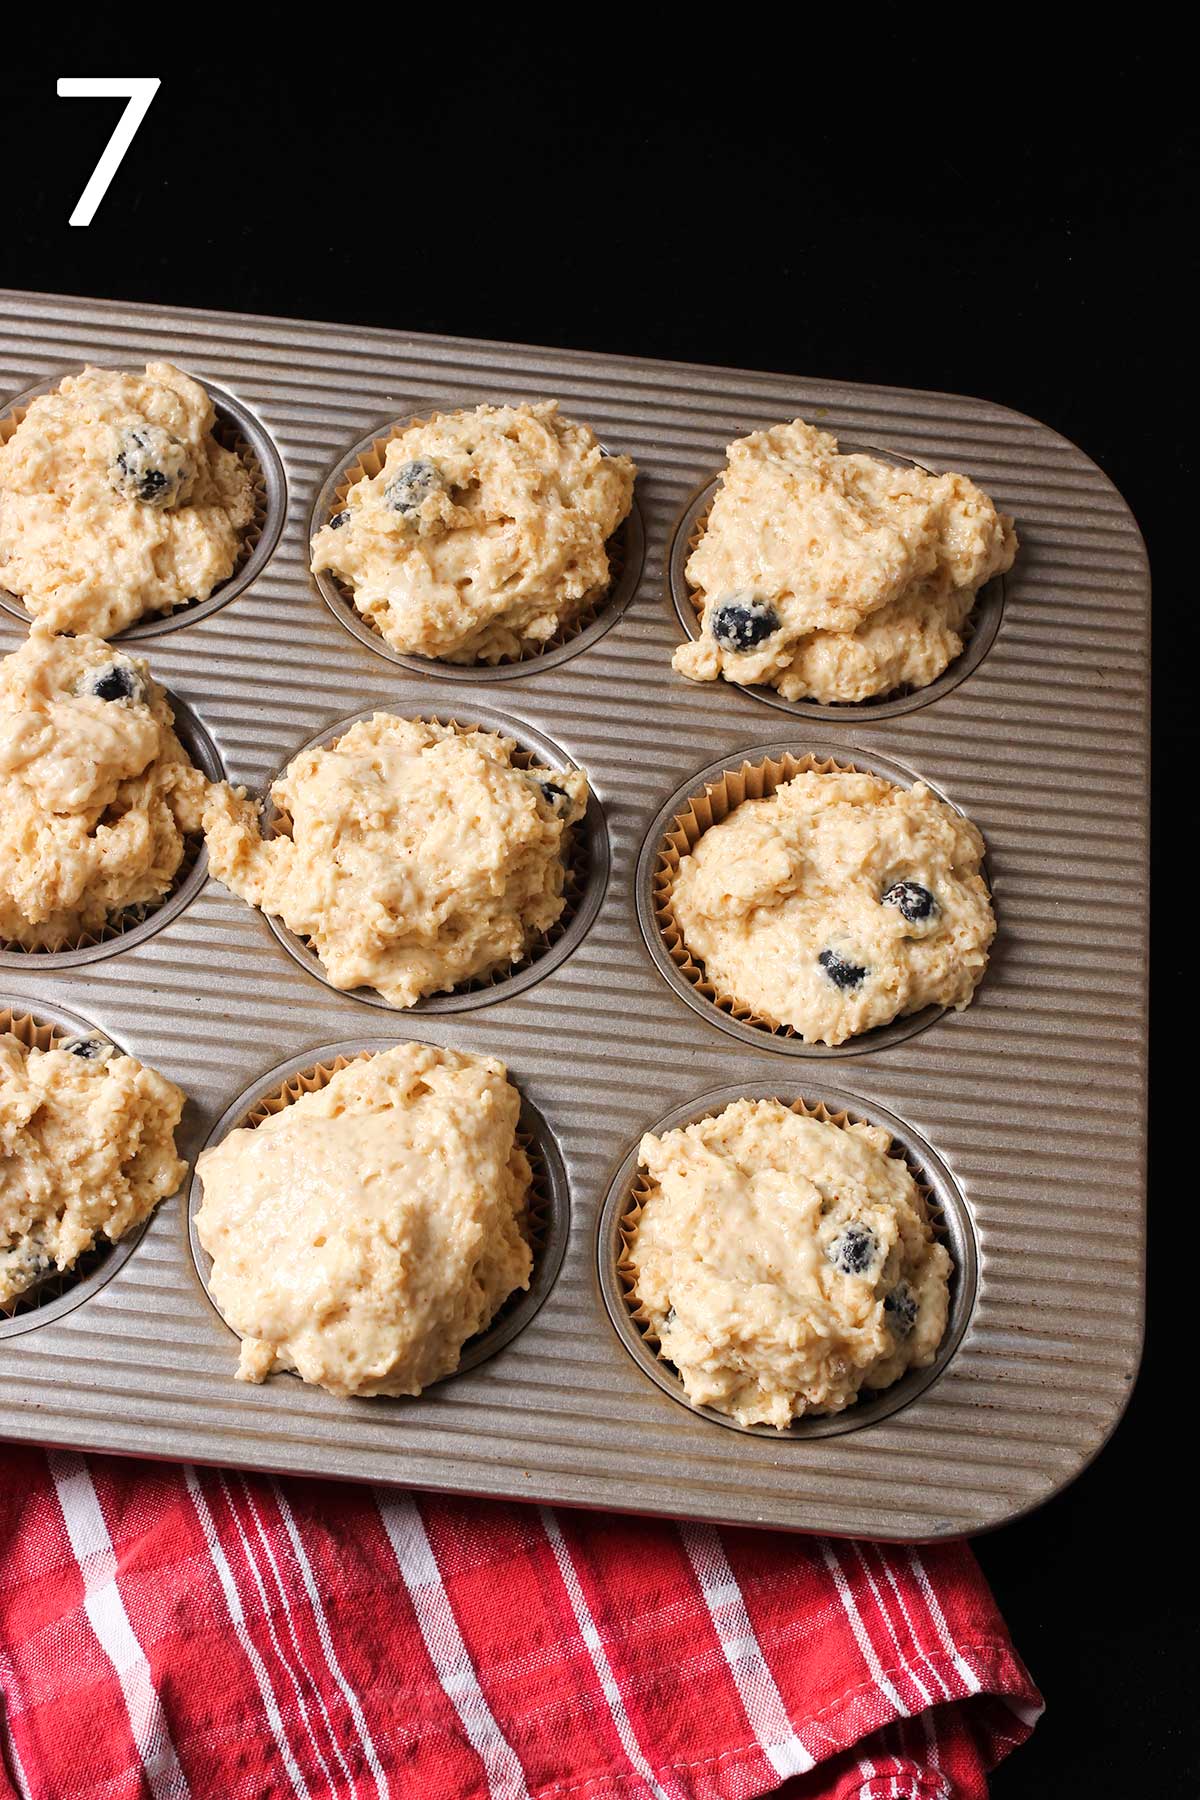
[{"x1": 0, "y1": 288, "x2": 1149, "y2": 1540}]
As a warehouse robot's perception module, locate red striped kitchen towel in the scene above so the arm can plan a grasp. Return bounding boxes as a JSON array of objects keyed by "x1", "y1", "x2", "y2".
[{"x1": 0, "y1": 1448, "x2": 1041, "y2": 1800}]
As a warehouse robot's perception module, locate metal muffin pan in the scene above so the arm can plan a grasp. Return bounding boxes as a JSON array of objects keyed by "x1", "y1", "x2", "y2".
[{"x1": 0, "y1": 288, "x2": 1149, "y2": 1541}]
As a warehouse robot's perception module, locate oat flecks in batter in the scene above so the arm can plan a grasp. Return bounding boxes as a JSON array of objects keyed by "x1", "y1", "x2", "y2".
[
  {"x1": 0, "y1": 628, "x2": 210, "y2": 949},
  {"x1": 203, "y1": 715, "x2": 588, "y2": 1008},
  {"x1": 0, "y1": 1033, "x2": 186, "y2": 1307},
  {"x1": 670, "y1": 768, "x2": 994, "y2": 1045},
  {"x1": 630, "y1": 1097, "x2": 951, "y2": 1429},
  {"x1": 0, "y1": 361, "x2": 255, "y2": 635},
  {"x1": 194, "y1": 1043, "x2": 532, "y2": 1397},
  {"x1": 673, "y1": 418, "x2": 1017, "y2": 702},
  {"x1": 311, "y1": 401, "x2": 636, "y2": 663}
]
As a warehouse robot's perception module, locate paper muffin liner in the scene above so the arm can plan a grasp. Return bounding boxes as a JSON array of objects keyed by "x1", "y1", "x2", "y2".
[
  {"x1": 190, "y1": 1048, "x2": 559, "y2": 1378},
  {"x1": 653, "y1": 750, "x2": 873, "y2": 1040},
  {"x1": 614, "y1": 1091, "x2": 952, "y2": 1434},
  {"x1": 0, "y1": 372, "x2": 278, "y2": 637},
  {"x1": 263, "y1": 713, "x2": 600, "y2": 1009},
  {"x1": 0, "y1": 1003, "x2": 130, "y2": 1327},
  {"x1": 312, "y1": 410, "x2": 640, "y2": 670},
  {"x1": 674, "y1": 482, "x2": 996, "y2": 714},
  {"x1": 0, "y1": 694, "x2": 221, "y2": 966}
]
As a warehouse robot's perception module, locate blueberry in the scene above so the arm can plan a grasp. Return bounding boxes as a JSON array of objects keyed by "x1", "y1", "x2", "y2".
[
  {"x1": 88, "y1": 664, "x2": 142, "y2": 704},
  {"x1": 329, "y1": 509, "x2": 351, "y2": 530},
  {"x1": 59, "y1": 1036, "x2": 111, "y2": 1061},
  {"x1": 883, "y1": 1284, "x2": 918, "y2": 1337},
  {"x1": 883, "y1": 881, "x2": 937, "y2": 923},
  {"x1": 710, "y1": 595, "x2": 780, "y2": 653},
  {"x1": 110, "y1": 425, "x2": 189, "y2": 508},
  {"x1": 818, "y1": 948, "x2": 867, "y2": 989},
  {"x1": 827, "y1": 1223, "x2": 877, "y2": 1276},
  {"x1": 538, "y1": 780, "x2": 569, "y2": 810},
  {"x1": 384, "y1": 459, "x2": 443, "y2": 515}
]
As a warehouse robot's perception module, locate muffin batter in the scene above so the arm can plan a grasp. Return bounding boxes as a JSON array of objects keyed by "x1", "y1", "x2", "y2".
[
  {"x1": 311, "y1": 401, "x2": 636, "y2": 663},
  {"x1": 194, "y1": 1043, "x2": 532, "y2": 1395},
  {"x1": 0, "y1": 361, "x2": 255, "y2": 635},
  {"x1": 670, "y1": 768, "x2": 994, "y2": 1045},
  {"x1": 203, "y1": 715, "x2": 588, "y2": 1007},
  {"x1": 1, "y1": 1032, "x2": 186, "y2": 1307},
  {"x1": 0, "y1": 628, "x2": 209, "y2": 949},
  {"x1": 673, "y1": 419, "x2": 1017, "y2": 702},
  {"x1": 630, "y1": 1097, "x2": 950, "y2": 1428}
]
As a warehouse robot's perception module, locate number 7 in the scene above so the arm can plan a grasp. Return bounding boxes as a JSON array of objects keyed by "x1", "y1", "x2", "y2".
[{"x1": 57, "y1": 78, "x2": 161, "y2": 227}]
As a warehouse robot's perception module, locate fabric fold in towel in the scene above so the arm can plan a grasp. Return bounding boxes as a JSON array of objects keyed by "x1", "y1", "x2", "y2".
[{"x1": 0, "y1": 1450, "x2": 1041, "y2": 1800}]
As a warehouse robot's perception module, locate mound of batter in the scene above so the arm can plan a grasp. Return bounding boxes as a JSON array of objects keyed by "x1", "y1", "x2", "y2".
[
  {"x1": 310, "y1": 401, "x2": 636, "y2": 663},
  {"x1": 670, "y1": 768, "x2": 994, "y2": 1045},
  {"x1": 630, "y1": 1097, "x2": 950, "y2": 1428},
  {"x1": 673, "y1": 419, "x2": 1017, "y2": 703},
  {"x1": 1, "y1": 1032, "x2": 186, "y2": 1307},
  {"x1": 203, "y1": 715, "x2": 588, "y2": 1007},
  {"x1": 0, "y1": 361, "x2": 255, "y2": 636},
  {"x1": 0, "y1": 628, "x2": 209, "y2": 949},
  {"x1": 194, "y1": 1042, "x2": 532, "y2": 1395}
]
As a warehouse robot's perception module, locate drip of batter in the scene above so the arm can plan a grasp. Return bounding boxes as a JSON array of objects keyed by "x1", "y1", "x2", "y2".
[{"x1": 311, "y1": 401, "x2": 636, "y2": 662}]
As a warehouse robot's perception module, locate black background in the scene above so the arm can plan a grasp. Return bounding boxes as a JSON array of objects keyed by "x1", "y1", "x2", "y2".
[{"x1": 4, "y1": 39, "x2": 1193, "y2": 1798}]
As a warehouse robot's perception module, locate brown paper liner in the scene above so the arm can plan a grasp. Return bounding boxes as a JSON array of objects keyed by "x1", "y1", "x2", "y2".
[
  {"x1": 617, "y1": 1093, "x2": 941, "y2": 1407},
  {"x1": 654, "y1": 752, "x2": 875, "y2": 1039},
  {"x1": 269, "y1": 717, "x2": 588, "y2": 1001},
  {"x1": 0, "y1": 388, "x2": 268, "y2": 623},
  {"x1": 681, "y1": 502, "x2": 980, "y2": 705},
  {"x1": 226, "y1": 1049, "x2": 550, "y2": 1300},
  {"x1": 318, "y1": 412, "x2": 629, "y2": 665},
  {"x1": 0, "y1": 1006, "x2": 119, "y2": 1318}
]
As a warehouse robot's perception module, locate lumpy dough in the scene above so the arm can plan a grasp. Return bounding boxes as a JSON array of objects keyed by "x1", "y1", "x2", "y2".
[
  {"x1": 0, "y1": 627, "x2": 209, "y2": 949},
  {"x1": 673, "y1": 418, "x2": 1017, "y2": 702},
  {"x1": 203, "y1": 715, "x2": 588, "y2": 1008},
  {"x1": 1, "y1": 1033, "x2": 186, "y2": 1307},
  {"x1": 310, "y1": 401, "x2": 636, "y2": 663},
  {"x1": 194, "y1": 1043, "x2": 532, "y2": 1396},
  {"x1": 0, "y1": 361, "x2": 255, "y2": 635},
  {"x1": 630, "y1": 1098, "x2": 951, "y2": 1428},
  {"x1": 670, "y1": 768, "x2": 994, "y2": 1045}
]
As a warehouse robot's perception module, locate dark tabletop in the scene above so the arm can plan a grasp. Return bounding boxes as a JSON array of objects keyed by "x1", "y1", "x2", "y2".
[{"x1": 5, "y1": 37, "x2": 1192, "y2": 1796}]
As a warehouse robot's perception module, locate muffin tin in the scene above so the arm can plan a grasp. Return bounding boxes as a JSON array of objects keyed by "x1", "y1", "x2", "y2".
[{"x1": 0, "y1": 288, "x2": 1149, "y2": 1540}]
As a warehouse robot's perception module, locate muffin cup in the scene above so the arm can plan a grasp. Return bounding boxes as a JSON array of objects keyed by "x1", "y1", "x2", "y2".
[
  {"x1": 187, "y1": 1042, "x2": 569, "y2": 1382},
  {"x1": 668, "y1": 448, "x2": 1007, "y2": 723},
  {"x1": 309, "y1": 407, "x2": 645, "y2": 678},
  {"x1": 0, "y1": 999, "x2": 151, "y2": 1337},
  {"x1": 0, "y1": 368, "x2": 286, "y2": 639},
  {"x1": 257, "y1": 704, "x2": 609, "y2": 1012},
  {"x1": 0, "y1": 693, "x2": 224, "y2": 969},
  {"x1": 597, "y1": 1077, "x2": 977, "y2": 1439},
  {"x1": 637, "y1": 741, "x2": 972, "y2": 1057}
]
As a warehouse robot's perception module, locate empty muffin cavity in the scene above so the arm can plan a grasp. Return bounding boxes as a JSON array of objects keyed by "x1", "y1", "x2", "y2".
[
  {"x1": 598, "y1": 1081, "x2": 976, "y2": 1439},
  {"x1": 187, "y1": 1046, "x2": 569, "y2": 1380},
  {"x1": 310, "y1": 410, "x2": 644, "y2": 677}
]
